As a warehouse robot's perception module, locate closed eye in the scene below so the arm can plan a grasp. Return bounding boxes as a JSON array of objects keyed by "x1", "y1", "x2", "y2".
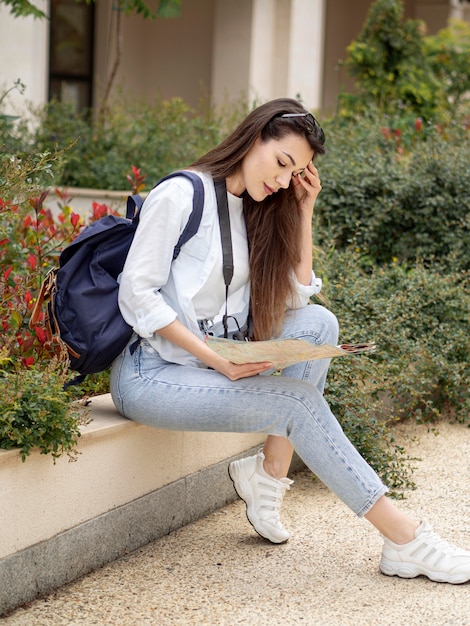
[{"x1": 277, "y1": 159, "x2": 286, "y2": 167}]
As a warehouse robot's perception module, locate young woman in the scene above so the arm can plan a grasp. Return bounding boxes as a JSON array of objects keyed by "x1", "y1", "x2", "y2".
[{"x1": 112, "y1": 98, "x2": 470, "y2": 584}]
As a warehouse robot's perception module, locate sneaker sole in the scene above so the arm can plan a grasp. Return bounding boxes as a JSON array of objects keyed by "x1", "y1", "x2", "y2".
[
  {"x1": 380, "y1": 558, "x2": 470, "y2": 584},
  {"x1": 228, "y1": 461, "x2": 289, "y2": 544}
]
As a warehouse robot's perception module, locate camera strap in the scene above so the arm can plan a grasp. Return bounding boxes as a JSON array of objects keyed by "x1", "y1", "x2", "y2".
[{"x1": 214, "y1": 179, "x2": 234, "y2": 338}]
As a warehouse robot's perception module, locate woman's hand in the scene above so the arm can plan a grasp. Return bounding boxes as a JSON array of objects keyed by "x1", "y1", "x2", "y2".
[
  {"x1": 292, "y1": 162, "x2": 322, "y2": 285},
  {"x1": 292, "y1": 161, "x2": 322, "y2": 213},
  {"x1": 156, "y1": 319, "x2": 272, "y2": 381},
  {"x1": 212, "y1": 357, "x2": 273, "y2": 381}
]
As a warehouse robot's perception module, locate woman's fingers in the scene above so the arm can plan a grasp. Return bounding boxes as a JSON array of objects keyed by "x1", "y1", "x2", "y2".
[{"x1": 222, "y1": 361, "x2": 273, "y2": 381}]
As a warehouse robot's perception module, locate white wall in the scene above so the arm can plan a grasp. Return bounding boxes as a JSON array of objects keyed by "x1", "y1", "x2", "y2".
[{"x1": 0, "y1": 1, "x2": 49, "y2": 118}]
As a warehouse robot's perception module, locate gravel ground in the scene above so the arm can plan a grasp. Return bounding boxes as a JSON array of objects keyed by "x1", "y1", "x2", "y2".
[{"x1": 3, "y1": 419, "x2": 470, "y2": 626}]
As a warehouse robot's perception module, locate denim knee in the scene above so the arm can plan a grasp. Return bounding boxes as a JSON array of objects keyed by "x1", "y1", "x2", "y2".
[{"x1": 281, "y1": 304, "x2": 339, "y2": 346}]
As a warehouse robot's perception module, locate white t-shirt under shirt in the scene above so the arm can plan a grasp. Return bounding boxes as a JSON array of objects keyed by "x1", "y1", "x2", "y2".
[{"x1": 192, "y1": 191, "x2": 249, "y2": 320}]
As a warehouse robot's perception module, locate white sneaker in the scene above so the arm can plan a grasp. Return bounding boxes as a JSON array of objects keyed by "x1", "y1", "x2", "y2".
[
  {"x1": 380, "y1": 520, "x2": 470, "y2": 584},
  {"x1": 228, "y1": 449, "x2": 293, "y2": 544}
]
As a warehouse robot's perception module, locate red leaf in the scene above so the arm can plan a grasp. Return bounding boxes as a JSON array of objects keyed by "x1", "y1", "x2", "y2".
[
  {"x1": 35, "y1": 326, "x2": 47, "y2": 343},
  {"x1": 71, "y1": 212, "x2": 80, "y2": 227},
  {"x1": 27, "y1": 253, "x2": 37, "y2": 269},
  {"x1": 92, "y1": 201, "x2": 109, "y2": 221},
  {"x1": 3, "y1": 266, "x2": 13, "y2": 280}
]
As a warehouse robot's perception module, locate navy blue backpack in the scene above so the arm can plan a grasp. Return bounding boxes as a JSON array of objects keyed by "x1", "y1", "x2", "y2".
[{"x1": 30, "y1": 171, "x2": 204, "y2": 380}]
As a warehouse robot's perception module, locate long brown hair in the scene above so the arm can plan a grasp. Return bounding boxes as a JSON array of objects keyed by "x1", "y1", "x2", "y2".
[{"x1": 190, "y1": 98, "x2": 326, "y2": 340}]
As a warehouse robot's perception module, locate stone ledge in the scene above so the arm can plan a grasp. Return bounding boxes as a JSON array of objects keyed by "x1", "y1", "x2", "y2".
[{"x1": 1, "y1": 394, "x2": 304, "y2": 616}]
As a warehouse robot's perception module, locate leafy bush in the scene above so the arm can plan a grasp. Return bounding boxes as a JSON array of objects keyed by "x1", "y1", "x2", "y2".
[
  {"x1": 0, "y1": 360, "x2": 87, "y2": 461},
  {"x1": 343, "y1": 0, "x2": 442, "y2": 120},
  {"x1": 318, "y1": 249, "x2": 469, "y2": 426},
  {"x1": 423, "y1": 19, "x2": 470, "y2": 115},
  {"x1": 29, "y1": 95, "x2": 223, "y2": 191},
  {"x1": 0, "y1": 150, "x2": 117, "y2": 460},
  {"x1": 341, "y1": 0, "x2": 470, "y2": 123},
  {"x1": 316, "y1": 112, "x2": 470, "y2": 270},
  {"x1": 312, "y1": 248, "x2": 468, "y2": 493}
]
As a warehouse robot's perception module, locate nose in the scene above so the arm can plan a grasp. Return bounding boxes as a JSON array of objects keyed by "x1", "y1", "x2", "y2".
[{"x1": 276, "y1": 171, "x2": 291, "y2": 189}]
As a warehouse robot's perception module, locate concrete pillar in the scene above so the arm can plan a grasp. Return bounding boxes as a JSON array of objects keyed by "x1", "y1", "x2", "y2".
[
  {"x1": 286, "y1": 0, "x2": 326, "y2": 109},
  {"x1": 248, "y1": 0, "x2": 326, "y2": 108},
  {"x1": 249, "y1": 0, "x2": 277, "y2": 102},
  {"x1": 212, "y1": 0, "x2": 325, "y2": 110}
]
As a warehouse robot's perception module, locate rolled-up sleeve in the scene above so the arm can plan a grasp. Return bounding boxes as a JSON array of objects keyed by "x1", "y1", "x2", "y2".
[
  {"x1": 118, "y1": 179, "x2": 193, "y2": 337},
  {"x1": 289, "y1": 270, "x2": 322, "y2": 309}
]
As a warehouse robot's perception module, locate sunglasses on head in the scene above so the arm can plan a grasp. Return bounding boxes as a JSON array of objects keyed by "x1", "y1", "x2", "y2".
[{"x1": 279, "y1": 112, "x2": 325, "y2": 146}]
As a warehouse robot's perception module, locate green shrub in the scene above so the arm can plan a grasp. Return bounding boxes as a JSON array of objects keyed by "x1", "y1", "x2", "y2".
[
  {"x1": 342, "y1": 0, "x2": 442, "y2": 120},
  {"x1": 312, "y1": 248, "x2": 468, "y2": 493},
  {"x1": 316, "y1": 113, "x2": 470, "y2": 270},
  {"x1": 0, "y1": 149, "x2": 95, "y2": 460},
  {"x1": 29, "y1": 95, "x2": 223, "y2": 191},
  {"x1": 423, "y1": 19, "x2": 470, "y2": 115},
  {"x1": 0, "y1": 361, "x2": 88, "y2": 461},
  {"x1": 318, "y1": 249, "x2": 469, "y2": 426}
]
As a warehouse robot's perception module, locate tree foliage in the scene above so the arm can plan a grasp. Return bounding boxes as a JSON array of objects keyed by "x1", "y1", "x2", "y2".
[
  {"x1": 343, "y1": 0, "x2": 444, "y2": 119},
  {"x1": 0, "y1": 0, "x2": 181, "y2": 20}
]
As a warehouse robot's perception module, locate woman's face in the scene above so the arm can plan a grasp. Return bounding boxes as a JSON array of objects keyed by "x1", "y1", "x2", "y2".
[{"x1": 228, "y1": 133, "x2": 314, "y2": 200}]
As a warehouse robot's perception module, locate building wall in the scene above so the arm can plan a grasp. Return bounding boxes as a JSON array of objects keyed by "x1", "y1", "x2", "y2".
[
  {"x1": 94, "y1": 0, "x2": 215, "y2": 108},
  {"x1": 0, "y1": 0, "x2": 49, "y2": 118},
  {"x1": 0, "y1": 0, "x2": 465, "y2": 121}
]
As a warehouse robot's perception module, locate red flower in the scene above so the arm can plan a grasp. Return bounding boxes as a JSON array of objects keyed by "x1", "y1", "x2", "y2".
[{"x1": 415, "y1": 118, "x2": 423, "y2": 132}]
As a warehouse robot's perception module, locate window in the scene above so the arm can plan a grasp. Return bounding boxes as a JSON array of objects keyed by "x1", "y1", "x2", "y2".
[{"x1": 49, "y1": 0, "x2": 95, "y2": 112}]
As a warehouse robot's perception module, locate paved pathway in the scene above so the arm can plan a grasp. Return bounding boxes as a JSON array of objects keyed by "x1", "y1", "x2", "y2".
[{"x1": 3, "y1": 420, "x2": 470, "y2": 626}]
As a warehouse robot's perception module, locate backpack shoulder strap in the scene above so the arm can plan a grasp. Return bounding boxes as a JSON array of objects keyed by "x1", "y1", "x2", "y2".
[{"x1": 126, "y1": 171, "x2": 204, "y2": 260}]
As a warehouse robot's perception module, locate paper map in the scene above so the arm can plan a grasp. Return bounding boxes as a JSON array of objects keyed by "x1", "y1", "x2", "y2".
[{"x1": 205, "y1": 336, "x2": 375, "y2": 370}]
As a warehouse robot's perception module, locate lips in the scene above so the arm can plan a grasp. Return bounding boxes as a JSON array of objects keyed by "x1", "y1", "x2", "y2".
[{"x1": 264, "y1": 183, "x2": 275, "y2": 195}]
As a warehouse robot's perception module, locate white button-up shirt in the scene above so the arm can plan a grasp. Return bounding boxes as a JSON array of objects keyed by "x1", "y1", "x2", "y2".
[{"x1": 118, "y1": 171, "x2": 322, "y2": 366}]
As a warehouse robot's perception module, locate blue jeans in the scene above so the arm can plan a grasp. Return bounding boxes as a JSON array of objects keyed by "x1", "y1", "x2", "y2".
[{"x1": 110, "y1": 304, "x2": 388, "y2": 516}]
